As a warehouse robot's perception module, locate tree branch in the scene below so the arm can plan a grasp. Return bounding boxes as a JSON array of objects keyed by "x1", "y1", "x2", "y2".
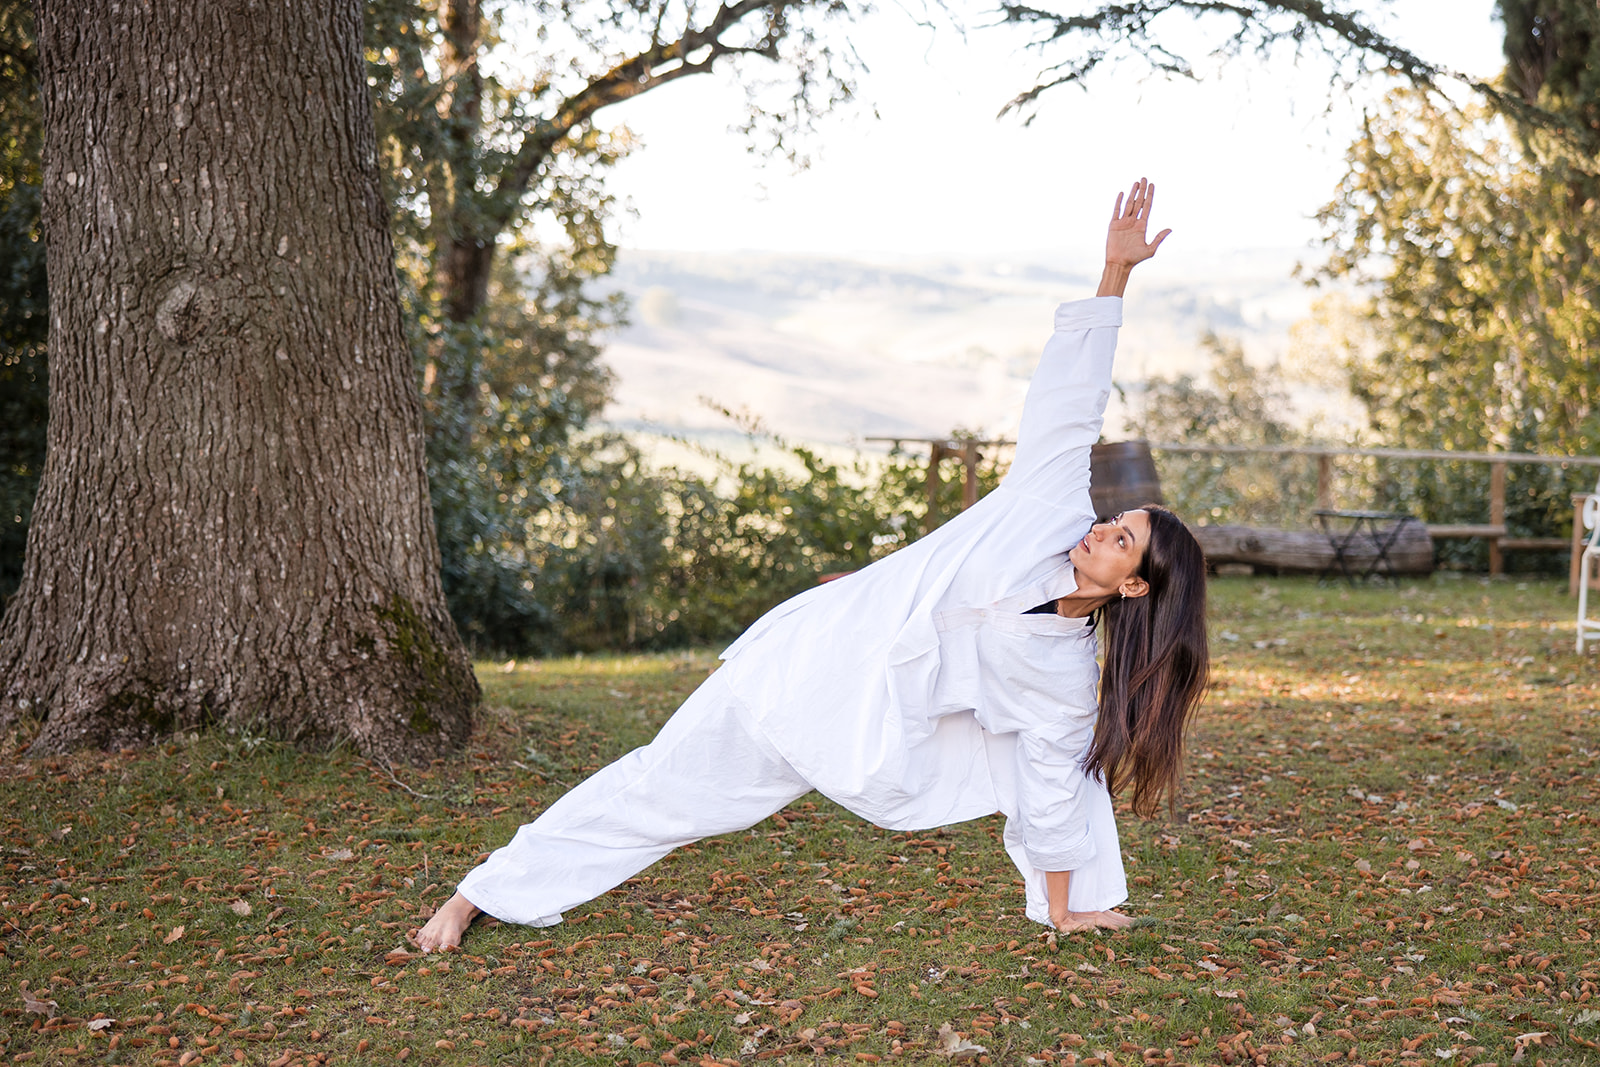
[
  {"x1": 992, "y1": 0, "x2": 1538, "y2": 130},
  {"x1": 484, "y1": 0, "x2": 794, "y2": 235}
]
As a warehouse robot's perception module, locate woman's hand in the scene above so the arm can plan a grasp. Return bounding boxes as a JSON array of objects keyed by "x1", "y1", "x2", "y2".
[
  {"x1": 1097, "y1": 177, "x2": 1171, "y2": 298},
  {"x1": 1105, "y1": 177, "x2": 1170, "y2": 267},
  {"x1": 1053, "y1": 909, "x2": 1136, "y2": 933}
]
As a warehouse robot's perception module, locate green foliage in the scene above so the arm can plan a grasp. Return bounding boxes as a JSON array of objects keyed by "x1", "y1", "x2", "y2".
[
  {"x1": 1314, "y1": 87, "x2": 1599, "y2": 564},
  {"x1": 1366, "y1": 456, "x2": 1588, "y2": 572},
  {"x1": 1136, "y1": 334, "x2": 1297, "y2": 447},
  {"x1": 612, "y1": 439, "x2": 924, "y2": 650},
  {"x1": 1125, "y1": 333, "x2": 1316, "y2": 528},
  {"x1": 1319, "y1": 88, "x2": 1600, "y2": 458},
  {"x1": 362, "y1": 1, "x2": 632, "y2": 650},
  {"x1": 360, "y1": 5, "x2": 633, "y2": 649},
  {"x1": 0, "y1": 0, "x2": 43, "y2": 605},
  {"x1": 361, "y1": 0, "x2": 865, "y2": 649},
  {"x1": 414, "y1": 264, "x2": 623, "y2": 652},
  {"x1": 1499, "y1": 0, "x2": 1600, "y2": 147},
  {"x1": 363, "y1": 0, "x2": 631, "y2": 304},
  {"x1": 1129, "y1": 328, "x2": 1586, "y2": 570},
  {"x1": 464, "y1": 424, "x2": 965, "y2": 655}
]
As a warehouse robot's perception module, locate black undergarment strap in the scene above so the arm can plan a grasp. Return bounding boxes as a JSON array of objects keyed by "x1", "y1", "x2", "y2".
[{"x1": 1023, "y1": 599, "x2": 1058, "y2": 615}]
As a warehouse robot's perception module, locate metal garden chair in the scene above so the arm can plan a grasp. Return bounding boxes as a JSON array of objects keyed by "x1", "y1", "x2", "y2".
[{"x1": 1578, "y1": 477, "x2": 1600, "y2": 652}]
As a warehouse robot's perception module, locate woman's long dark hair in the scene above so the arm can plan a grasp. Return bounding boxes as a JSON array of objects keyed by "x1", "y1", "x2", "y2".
[{"x1": 1082, "y1": 504, "x2": 1209, "y2": 817}]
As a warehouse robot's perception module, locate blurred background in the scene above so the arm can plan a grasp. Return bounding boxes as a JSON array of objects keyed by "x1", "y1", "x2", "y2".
[{"x1": 5, "y1": 0, "x2": 1596, "y2": 654}]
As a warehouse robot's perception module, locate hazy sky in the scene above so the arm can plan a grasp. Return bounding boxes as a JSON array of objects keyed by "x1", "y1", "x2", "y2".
[{"x1": 593, "y1": 0, "x2": 1504, "y2": 270}]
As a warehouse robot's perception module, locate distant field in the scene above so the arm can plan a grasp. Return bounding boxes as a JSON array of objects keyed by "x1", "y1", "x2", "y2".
[
  {"x1": 598, "y1": 248, "x2": 1339, "y2": 454},
  {"x1": 3, "y1": 575, "x2": 1599, "y2": 1065}
]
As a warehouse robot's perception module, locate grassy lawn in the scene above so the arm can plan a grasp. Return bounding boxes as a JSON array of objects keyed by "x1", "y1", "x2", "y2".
[{"x1": 3, "y1": 575, "x2": 1600, "y2": 1065}]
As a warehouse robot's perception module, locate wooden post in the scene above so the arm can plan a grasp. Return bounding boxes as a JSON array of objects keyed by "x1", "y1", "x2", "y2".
[
  {"x1": 1316, "y1": 454, "x2": 1333, "y2": 510},
  {"x1": 961, "y1": 441, "x2": 980, "y2": 510},
  {"x1": 1573, "y1": 493, "x2": 1593, "y2": 597},
  {"x1": 923, "y1": 443, "x2": 944, "y2": 533},
  {"x1": 1489, "y1": 460, "x2": 1506, "y2": 576}
]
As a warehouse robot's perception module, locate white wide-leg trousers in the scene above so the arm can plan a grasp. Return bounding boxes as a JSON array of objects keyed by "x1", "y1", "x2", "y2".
[{"x1": 458, "y1": 672, "x2": 811, "y2": 927}]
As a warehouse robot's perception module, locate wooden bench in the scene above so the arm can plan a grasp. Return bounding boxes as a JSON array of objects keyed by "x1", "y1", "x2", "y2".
[
  {"x1": 1426, "y1": 524, "x2": 1507, "y2": 540},
  {"x1": 1428, "y1": 506, "x2": 1593, "y2": 594},
  {"x1": 1499, "y1": 537, "x2": 1570, "y2": 551}
]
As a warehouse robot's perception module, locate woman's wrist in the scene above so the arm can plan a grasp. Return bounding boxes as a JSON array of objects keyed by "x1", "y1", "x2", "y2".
[{"x1": 1096, "y1": 262, "x2": 1134, "y2": 298}]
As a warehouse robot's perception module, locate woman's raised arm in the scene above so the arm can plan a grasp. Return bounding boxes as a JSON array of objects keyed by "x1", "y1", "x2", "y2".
[{"x1": 1004, "y1": 177, "x2": 1169, "y2": 490}]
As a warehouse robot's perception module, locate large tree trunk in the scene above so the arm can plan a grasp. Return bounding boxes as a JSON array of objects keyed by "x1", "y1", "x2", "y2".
[
  {"x1": 0, "y1": 0, "x2": 481, "y2": 760},
  {"x1": 438, "y1": 0, "x2": 495, "y2": 327}
]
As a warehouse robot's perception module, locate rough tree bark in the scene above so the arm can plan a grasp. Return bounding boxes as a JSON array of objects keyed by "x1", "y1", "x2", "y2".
[{"x1": 0, "y1": 0, "x2": 481, "y2": 759}]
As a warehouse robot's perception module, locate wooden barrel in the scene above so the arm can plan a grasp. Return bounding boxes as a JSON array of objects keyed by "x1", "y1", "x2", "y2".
[{"x1": 1089, "y1": 440, "x2": 1164, "y2": 519}]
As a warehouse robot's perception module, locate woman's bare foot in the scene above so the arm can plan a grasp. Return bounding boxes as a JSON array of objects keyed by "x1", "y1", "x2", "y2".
[
  {"x1": 1053, "y1": 908, "x2": 1136, "y2": 933},
  {"x1": 412, "y1": 892, "x2": 482, "y2": 953}
]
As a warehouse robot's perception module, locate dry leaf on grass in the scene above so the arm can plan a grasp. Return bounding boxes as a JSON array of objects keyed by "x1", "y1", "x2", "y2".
[
  {"x1": 229, "y1": 899, "x2": 252, "y2": 917},
  {"x1": 323, "y1": 847, "x2": 355, "y2": 861},
  {"x1": 21, "y1": 984, "x2": 57, "y2": 1018},
  {"x1": 86, "y1": 1018, "x2": 114, "y2": 1032},
  {"x1": 163, "y1": 924, "x2": 186, "y2": 944},
  {"x1": 738, "y1": 1026, "x2": 772, "y2": 1055},
  {"x1": 937, "y1": 1023, "x2": 987, "y2": 1059}
]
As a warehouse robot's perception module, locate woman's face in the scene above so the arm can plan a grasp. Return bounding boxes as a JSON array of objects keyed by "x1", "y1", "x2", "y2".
[{"x1": 1068, "y1": 509, "x2": 1152, "y2": 599}]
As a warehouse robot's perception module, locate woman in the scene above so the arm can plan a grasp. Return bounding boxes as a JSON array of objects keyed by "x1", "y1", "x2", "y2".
[{"x1": 415, "y1": 177, "x2": 1208, "y2": 952}]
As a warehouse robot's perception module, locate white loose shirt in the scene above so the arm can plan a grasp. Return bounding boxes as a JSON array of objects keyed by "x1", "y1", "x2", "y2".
[{"x1": 718, "y1": 296, "x2": 1127, "y2": 921}]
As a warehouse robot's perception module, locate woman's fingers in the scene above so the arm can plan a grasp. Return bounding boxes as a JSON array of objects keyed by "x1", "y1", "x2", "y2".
[{"x1": 1112, "y1": 178, "x2": 1155, "y2": 225}]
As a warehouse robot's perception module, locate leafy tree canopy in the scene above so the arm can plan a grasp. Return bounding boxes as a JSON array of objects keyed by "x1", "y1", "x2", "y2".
[
  {"x1": 360, "y1": 0, "x2": 865, "y2": 650},
  {"x1": 1317, "y1": 88, "x2": 1600, "y2": 456}
]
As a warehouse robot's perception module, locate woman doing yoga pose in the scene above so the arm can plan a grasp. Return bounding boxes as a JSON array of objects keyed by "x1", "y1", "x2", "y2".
[{"x1": 415, "y1": 177, "x2": 1208, "y2": 952}]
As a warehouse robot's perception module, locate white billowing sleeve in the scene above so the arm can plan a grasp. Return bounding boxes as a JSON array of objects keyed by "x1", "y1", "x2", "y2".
[
  {"x1": 1011, "y1": 729, "x2": 1097, "y2": 870},
  {"x1": 967, "y1": 619, "x2": 1103, "y2": 872},
  {"x1": 1005, "y1": 296, "x2": 1123, "y2": 499}
]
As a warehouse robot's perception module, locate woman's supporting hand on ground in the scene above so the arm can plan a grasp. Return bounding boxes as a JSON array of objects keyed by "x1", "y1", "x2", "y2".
[
  {"x1": 1097, "y1": 177, "x2": 1171, "y2": 298},
  {"x1": 411, "y1": 891, "x2": 483, "y2": 952}
]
